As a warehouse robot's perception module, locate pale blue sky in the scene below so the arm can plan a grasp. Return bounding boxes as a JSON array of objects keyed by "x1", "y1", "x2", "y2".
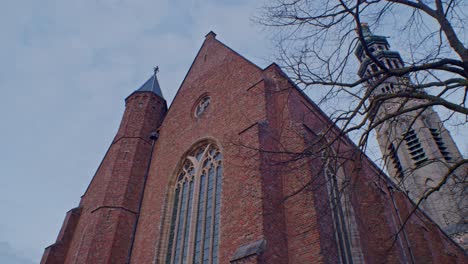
[
  {"x1": 0, "y1": 1, "x2": 273, "y2": 262},
  {"x1": 0, "y1": 1, "x2": 466, "y2": 263}
]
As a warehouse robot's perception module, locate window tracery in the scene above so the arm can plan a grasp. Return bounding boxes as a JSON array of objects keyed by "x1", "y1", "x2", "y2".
[
  {"x1": 195, "y1": 96, "x2": 211, "y2": 118},
  {"x1": 166, "y1": 143, "x2": 222, "y2": 264}
]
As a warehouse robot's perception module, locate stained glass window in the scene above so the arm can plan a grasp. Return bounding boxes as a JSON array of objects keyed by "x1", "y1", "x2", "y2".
[{"x1": 166, "y1": 143, "x2": 222, "y2": 264}]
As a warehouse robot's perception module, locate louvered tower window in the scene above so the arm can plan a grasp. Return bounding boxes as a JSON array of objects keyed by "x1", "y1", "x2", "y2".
[
  {"x1": 381, "y1": 84, "x2": 396, "y2": 94},
  {"x1": 166, "y1": 143, "x2": 222, "y2": 264},
  {"x1": 387, "y1": 143, "x2": 404, "y2": 178},
  {"x1": 430, "y1": 128, "x2": 452, "y2": 161},
  {"x1": 404, "y1": 129, "x2": 428, "y2": 166}
]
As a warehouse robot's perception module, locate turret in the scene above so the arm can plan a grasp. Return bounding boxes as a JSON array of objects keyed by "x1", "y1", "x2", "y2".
[
  {"x1": 355, "y1": 23, "x2": 407, "y2": 97},
  {"x1": 41, "y1": 69, "x2": 167, "y2": 263}
]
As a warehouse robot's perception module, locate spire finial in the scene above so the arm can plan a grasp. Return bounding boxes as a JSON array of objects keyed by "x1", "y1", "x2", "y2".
[
  {"x1": 152, "y1": 66, "x2": 160, "y2": 94},
  {"x1": 360, "y1": 23, "x2": 372, "y2": 37},
  {"x1": 133, "y1": 66, "x2": 164, "y2": 98}
]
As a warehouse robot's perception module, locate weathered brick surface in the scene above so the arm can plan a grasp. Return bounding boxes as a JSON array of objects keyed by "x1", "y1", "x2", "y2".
[
  {"x1": 42, "y1": 91, "x2": 166, "y2": 264},
  {"x1": 41, "y1": 207, "x2": 81, "y2": 264},
  {"x1": 130, "y1": 34, "x2": 269, "y2": 264},
  {"x1": 43, "y1": 34, "x2": 467, "y2": 264}
]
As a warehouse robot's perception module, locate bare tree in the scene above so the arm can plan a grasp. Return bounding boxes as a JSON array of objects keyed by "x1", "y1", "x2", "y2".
[{"x1": 257, "y1": 0, "x2": 467, "y2": 248}]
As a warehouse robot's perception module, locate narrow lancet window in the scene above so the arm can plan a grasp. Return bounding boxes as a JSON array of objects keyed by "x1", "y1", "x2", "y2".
[
  {"x1": 166, "y1": 143, "x2": 223, "y2": 264},
  {"x1": 322, "y1": 150, "x2": 353, "y2": 264}
]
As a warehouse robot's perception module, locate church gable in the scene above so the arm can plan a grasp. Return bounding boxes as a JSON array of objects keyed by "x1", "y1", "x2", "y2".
[
  {"x1": 130, "y1": 34, "x2": 272, "y2": 263},
  {"x1": 157, "y1": 32, "x2": 268, "y2": 154},
  {"x1": 181, "y1": 32, "x2": 262, "y2": 88}
]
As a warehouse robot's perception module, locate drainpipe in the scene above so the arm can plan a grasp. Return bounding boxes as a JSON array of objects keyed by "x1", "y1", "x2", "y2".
[
  {"x1": 388, "y1": 185, "x2": 416, "y2": 264},
  {"x1": 126, "y1": 131, "x2": 159, "y2": 264}
]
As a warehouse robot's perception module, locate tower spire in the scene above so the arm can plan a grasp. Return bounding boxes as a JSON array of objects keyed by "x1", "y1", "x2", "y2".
[
  {"x1": 360, "y1": 22, "x2": 372, "y2": 37},
  {"x1": 136, "y1": 67, "x2": 164, "y2": 98},
  {"x1": 355, "y1": 24, "x2": 467, "y2": 247}
]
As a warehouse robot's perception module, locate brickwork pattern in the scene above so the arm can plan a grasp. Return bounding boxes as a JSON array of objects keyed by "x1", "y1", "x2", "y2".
[{"x1": 43, "y1": 34, "x2": 467, "y2": 264}]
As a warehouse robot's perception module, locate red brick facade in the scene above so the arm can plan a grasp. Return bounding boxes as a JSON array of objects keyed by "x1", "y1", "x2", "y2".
[{"x1": 42, "y1": 33, "x2": 467, "y2": 263}]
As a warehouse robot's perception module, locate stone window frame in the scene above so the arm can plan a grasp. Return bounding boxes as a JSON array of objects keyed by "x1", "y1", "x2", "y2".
[{"x1": 158, "y1": 140, "x2": 223, "y2": 264}]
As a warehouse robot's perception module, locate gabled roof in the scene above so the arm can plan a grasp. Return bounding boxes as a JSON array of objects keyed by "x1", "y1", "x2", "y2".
[
  {"x1": 135, "y1": 73, "x2": 164, "y2": 98},
  {"x1": 163, "y1": 31, "x2": 262, "y2": 112}
]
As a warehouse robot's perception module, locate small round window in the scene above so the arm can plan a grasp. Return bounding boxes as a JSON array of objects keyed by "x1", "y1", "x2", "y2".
[{"x1": 195, "y1": 96, "x2": 211, "y2": 117}]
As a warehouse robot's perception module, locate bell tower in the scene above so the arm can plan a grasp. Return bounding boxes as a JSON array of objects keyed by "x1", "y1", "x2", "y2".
[
  {"x1": 41, "y1": 69, "x2": 167, "y2": 264},
  {"x1": 355, "y1": 24, "x2": 467, "y2": 246}
]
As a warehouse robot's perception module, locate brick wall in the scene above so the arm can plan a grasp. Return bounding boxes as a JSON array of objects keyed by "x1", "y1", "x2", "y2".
[{"x1": 42, "y1": 91, "x2": 166, "y2": 264}]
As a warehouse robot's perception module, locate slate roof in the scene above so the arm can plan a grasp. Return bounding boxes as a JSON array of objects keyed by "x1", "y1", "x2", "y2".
[{"x1": 136, "y1": 73, "x2": 164, "y2": 98}]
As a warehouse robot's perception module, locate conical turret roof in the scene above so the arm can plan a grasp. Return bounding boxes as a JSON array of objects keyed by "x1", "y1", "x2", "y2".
[{"x1": 136, "y1": 71, "x2": 164, "y2": 98}]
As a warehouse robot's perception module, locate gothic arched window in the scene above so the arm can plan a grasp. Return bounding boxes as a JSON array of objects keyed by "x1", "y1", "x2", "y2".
[
  {"x1": 321, "y1": 148, "x2": 364, "y2": 263},
  {"x1": 323, "y1": 153, "x2": 353, "y2": 264},
  {"x1": 166, "y1": 143, "x2": 223, "y2": 264}
]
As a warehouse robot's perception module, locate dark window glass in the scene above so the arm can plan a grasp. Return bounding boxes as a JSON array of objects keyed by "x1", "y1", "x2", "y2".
[{"x1": 167, "y1": 144, "x2": 222, "y2": 264}]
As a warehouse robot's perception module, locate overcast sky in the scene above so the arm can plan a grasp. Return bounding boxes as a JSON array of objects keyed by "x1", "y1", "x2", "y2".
[
  {"x1": 1, "y1": 1, "x2": 466, "y2": 263},
  {"x1": 0, "y1": 1, "x2": 275, "y2": 262}
]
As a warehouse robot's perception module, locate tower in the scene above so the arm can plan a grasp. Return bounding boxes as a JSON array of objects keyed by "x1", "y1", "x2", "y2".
[
  {"x1": 355, "y1": 23, "x2": 467, "y2": 244},
  {"x1": 41, "y1": 71, "x2": 167, "y2": 264}
]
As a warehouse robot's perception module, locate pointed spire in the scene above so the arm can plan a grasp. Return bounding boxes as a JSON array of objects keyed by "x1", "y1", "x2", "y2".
[
  {"x1": 360, "y1": 22, "x2": 372, "y2": 37},
  {"x1": 354, "y1": 23, "x2": 392, "y2": 64},
  {"x1": 136, "y1": 67, "x2": 164, "y2": 98}
]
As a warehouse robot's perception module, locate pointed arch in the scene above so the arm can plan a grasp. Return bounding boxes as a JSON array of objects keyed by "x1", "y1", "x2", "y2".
[
  {"x1": 321, "y1": 146, "x2": 365, "y2": 264},
  {"x1": 161, "y1": 141, "x2": 223, "y2": 264}
]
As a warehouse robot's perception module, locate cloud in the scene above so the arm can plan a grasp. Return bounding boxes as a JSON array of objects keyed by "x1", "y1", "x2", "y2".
[
  {"x1": 0, "y1": 241, "x2": 35, "y2": 264},
  {"x1": 1, "y1": 0, "x2": 466, "y2": 262},
  {"x1": 0, "y1": 0, "x2": 273, "y2": 262}
]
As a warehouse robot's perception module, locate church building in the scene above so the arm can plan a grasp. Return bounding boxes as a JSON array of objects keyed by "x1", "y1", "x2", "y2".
[{"x1": 41, "y1": 31, "x2": 467, "y2": 263}]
